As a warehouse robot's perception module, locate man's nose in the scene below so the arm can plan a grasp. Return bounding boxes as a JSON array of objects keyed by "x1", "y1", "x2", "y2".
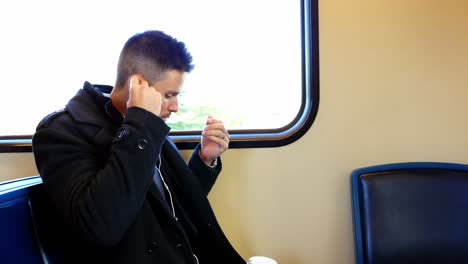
[{"x1": 168, "y1": 98, "x2": 178, "y2": 112}]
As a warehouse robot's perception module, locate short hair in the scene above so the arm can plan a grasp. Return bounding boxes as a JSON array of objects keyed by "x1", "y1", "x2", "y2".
[{"x1": 115, "y1": 30, "x2": 194, "y2": 88}]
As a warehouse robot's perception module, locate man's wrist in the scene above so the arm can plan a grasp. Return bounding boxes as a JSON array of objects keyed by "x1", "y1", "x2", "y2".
[{"x1": 199, "y1": 150, "x2": 217, "y2": 168}]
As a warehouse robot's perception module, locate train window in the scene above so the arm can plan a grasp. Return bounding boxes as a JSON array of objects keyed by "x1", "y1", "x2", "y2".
[{"x1": 0, "y1": 0, "x2": 318, "y2": 152}]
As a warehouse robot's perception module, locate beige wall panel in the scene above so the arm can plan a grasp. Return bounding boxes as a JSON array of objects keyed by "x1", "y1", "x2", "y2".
[{"x1": 0, "y1": 153, "x2": 38, "y2": 182}]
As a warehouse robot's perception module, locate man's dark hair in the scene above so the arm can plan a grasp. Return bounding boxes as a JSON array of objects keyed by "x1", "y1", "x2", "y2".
[{"x1": 115, "y1": 30, "x2": 194, "y2": 88}]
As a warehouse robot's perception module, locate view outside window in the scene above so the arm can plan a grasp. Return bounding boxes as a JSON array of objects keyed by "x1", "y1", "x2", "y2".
[{"x1": 0, "y1": 0, "x2": 301, "y2": 135}]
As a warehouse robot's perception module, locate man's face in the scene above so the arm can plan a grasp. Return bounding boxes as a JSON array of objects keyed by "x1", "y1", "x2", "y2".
[{"x1": 152, "y1": 70, "x2": 184, "y2": 121}]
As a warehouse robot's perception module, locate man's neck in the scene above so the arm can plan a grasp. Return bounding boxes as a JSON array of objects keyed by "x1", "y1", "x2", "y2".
[{"x1": 109, "y1": 87, "x2": 128, "y2": 117}]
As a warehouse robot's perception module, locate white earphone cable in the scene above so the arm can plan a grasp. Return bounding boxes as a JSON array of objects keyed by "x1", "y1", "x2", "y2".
[
  {"x1": 157, "y1": 155, "x2": 176, "y2": 219},
  {"x1": 157, "y1": 156, "x2": 199, "y2": 263}
]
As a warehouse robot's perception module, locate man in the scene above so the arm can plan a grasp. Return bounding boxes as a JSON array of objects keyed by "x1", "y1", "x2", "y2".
[{"x1": 32, "y1": 30, "x2": 244, "y2": 264}]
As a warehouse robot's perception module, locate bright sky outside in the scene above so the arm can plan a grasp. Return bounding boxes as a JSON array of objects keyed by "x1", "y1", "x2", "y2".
[{"x1": 0, "y1": 0, "x2": 301, "y2": 135}]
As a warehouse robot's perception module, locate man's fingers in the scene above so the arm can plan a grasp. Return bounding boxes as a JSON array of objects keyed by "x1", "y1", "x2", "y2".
[
  {"x1": 206, "y1": 116, "x2": 227, "y2": 125},
  {"x1": 204, "y1": 123, "x2": 228, "y2": 135},
  {"x1": 202, "y1": 116, "x2": 230, "y2": 146},
  {"x1": 206, "y1": 115, "x2": 213, "y2": 125},
  {"x1": 204, "y1": 135, "x2": 229, "y2": 148},
  {"x1": 127, "y1": 75, "x2": 162, "y2": 116},
  {"x1": 203, "y1": 129, "x2": 229, "y2": 140},
  {"x1": 129, "y1": 76, "x2": 135, "y2": 90}
]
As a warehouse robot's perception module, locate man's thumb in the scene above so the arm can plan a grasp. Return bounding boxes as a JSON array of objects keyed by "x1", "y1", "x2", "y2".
[{"x1": 206, "y1": 115, "x2": 213, "y2": 124}]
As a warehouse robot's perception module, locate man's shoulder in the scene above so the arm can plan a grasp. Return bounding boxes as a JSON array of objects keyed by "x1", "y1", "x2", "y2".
[
  {"x1": 33, "y1": 105, "x2": 111, "y2": 149},
  {"x1": 36, "y1": 108, "x2": 69, "y2": 131},
  {"x1": 36, "y1": 83, "x2": 111, "y2": 132}
]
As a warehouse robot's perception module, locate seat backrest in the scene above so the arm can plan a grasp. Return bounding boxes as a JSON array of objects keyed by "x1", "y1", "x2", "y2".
[
  {"x1": 351, "y1": 162, "x2": 468, "y2": 264},
  {"x1": 0, "y1": 176, "x2": 44, "y2": 263},
  {"x1": 0, "y1": 176, "x2": 68, "y2": 264}
]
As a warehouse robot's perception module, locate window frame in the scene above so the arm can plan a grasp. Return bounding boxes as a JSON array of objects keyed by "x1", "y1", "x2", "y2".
[{"x1": 0, "y1": 0, "x2": 319, "y2": 152}]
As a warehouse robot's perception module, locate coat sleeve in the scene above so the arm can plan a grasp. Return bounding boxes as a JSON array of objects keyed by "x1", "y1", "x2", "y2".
[
  {"x1": 187, "y1": 144, "x2": 222, "y2": 195},
  {"x1": 32, "y1": 107, "x2": 169, "y2": 247}
]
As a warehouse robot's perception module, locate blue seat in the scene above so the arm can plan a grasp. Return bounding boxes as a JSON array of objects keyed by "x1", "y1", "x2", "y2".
[
  {"x1": 0, "y1": 176, "x2": 66, "y2": 264},
  {"x1": 0, "y1": 176, "x2": 44, "y2": 263},
  {"x1": 351, "y1": 162, "x2": 468, "y2": 264}
]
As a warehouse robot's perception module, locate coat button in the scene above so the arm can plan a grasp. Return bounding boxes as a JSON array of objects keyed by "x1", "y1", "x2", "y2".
[
  {"x1": 116, "y1": 128, "x2": 129, "y2": 139},
  {"x1": 147, "y1": 241, "x2": 158, "y2": 254},
  {"x1": 137, "y1": 139, "x2": 148, "y2": 149}
]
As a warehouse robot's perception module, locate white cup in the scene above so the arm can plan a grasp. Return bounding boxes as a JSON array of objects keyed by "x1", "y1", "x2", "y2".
[{"x1": 247, "y1": 256, "x2": 278, "y2": 264}]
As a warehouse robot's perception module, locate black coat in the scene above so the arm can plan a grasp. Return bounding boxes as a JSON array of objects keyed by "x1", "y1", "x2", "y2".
[{"x1": 32, "y1": 82, "x2": 244, "y2": 264}]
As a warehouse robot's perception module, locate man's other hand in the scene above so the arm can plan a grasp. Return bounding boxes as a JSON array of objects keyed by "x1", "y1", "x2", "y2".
[{"x1": 200, "y1": 116, "x2": 229, "y2": 166}]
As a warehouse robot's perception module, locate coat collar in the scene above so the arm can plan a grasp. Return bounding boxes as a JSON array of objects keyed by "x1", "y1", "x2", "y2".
[
  {"x1": 65, "y1": 81, "x2": 120, "y2": 127},
  {"x1": 65, "y1": 82, "x2": 122, "y2": 147}
]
